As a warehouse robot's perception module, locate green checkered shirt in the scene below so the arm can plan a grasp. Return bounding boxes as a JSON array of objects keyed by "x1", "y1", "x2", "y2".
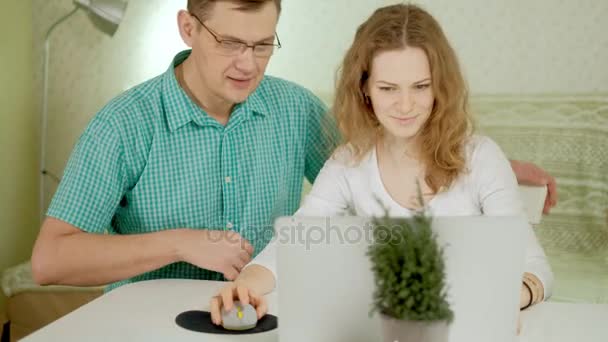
[{"x1": 47, "y1": 50, "x2": 337, "y2": 290}]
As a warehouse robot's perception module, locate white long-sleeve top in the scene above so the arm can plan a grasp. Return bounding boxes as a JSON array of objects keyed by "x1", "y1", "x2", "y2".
[{"x1": 248, "y1": 135, "x2": 553, "y2": 299}]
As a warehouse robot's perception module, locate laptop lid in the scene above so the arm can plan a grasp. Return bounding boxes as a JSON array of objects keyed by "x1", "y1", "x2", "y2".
[{"x1": 275, "y1": 215, "x2": 527, "y2": 342}]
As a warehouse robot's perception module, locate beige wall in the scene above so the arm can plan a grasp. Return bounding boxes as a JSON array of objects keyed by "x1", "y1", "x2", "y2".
[
  {"x1": 0, "y1": 0, "x2": 37, "y2": 309},
  {"x1": 33, "y1": 0, "x2": 190, "y2": 210},
  {"x1": 383, "y1": 0, "x2": 608, "y2": 94}
]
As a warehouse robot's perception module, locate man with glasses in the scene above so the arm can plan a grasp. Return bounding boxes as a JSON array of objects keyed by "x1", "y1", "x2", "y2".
[
  {"x1": 31, "y1": 0, "x2": 557, "y2": 320},
  {"x1": 32, "y1": 0, "x2": 312, "y2": 297}
]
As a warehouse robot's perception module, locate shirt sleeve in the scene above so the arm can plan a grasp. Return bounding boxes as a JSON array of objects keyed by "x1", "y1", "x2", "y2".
[
  {"x1": 46, "y1": 117, "x2": 129, "y2": 234},
  {"x1": 470, "y1": 136, "x2": 554, "y2": 299},
  {"x1": 296, "y1": 152, "x2": 352, "y2": 217},
  {"x1": 303, "y1": 90, "x2": 340, "y2": 184}
]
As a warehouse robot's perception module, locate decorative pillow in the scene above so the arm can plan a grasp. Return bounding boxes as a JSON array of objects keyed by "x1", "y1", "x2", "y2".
[{"x1": 472, "y1": 94, "x2": 608, "y2": 303}]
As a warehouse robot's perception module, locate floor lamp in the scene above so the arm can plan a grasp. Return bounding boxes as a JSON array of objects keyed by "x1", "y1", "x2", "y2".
[{"x1": 40, "y1": 0, "x2": 128, "y2": 222}]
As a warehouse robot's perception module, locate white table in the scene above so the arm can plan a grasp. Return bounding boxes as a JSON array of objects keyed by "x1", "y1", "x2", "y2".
[
  {"x1": 518, "y1": 301, "x2": 608, "y2": 341},
  {"x1": 21, "y1": 279, "x2": 607, "y2": 342}
]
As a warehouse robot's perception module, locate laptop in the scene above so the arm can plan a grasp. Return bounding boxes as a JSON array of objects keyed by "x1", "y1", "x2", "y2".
[{"x1": 275, "y1": 215, "x2": 528, "y2": 342}]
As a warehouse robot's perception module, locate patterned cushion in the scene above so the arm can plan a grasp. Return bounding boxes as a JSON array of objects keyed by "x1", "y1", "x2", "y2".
[{"x1": 472, "y1": 95, "x2": 608, "y2": 303}]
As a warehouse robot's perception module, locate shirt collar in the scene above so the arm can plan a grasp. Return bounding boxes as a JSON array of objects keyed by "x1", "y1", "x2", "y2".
[{"x1": 162, "y1": 50, "x2": 269, "y2": 132}]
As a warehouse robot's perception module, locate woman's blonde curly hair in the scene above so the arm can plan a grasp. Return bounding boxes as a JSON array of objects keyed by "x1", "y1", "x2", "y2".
[{"x1": 333, "y1": 3, "x2": 473, "y2": 194}]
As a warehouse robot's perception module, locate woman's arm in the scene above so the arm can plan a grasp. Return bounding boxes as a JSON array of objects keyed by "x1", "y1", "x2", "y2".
[
  {"x1": 242, "y1": 152, "x2": 354, "y2": 282},
  {"x1": 210, "y1": 152, "x2": 356, "y2": 322},
  {"x1": 471, "y1": 136, "x2": 554, "y2": 305},
  {"x1": 296, "y1": 150, "x2": 353, "y2": 217}
]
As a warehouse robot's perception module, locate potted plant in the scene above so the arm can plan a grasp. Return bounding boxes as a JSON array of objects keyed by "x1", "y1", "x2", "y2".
[{"x1": 367, "y1": 189, "x2": 453, "y2": 342}]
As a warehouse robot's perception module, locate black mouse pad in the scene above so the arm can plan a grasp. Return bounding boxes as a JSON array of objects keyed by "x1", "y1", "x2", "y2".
[{"x1": 175, "y1": 310, "x2": 278, "y2": 334}]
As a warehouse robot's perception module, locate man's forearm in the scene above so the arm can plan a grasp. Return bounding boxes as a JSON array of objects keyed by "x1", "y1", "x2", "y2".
[{"x1": 32, "y1": 224, "x2": 187, "y2": 286}]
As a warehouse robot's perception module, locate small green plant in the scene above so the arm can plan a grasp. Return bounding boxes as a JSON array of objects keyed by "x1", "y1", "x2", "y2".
[{"x1": 367, "y1": 183, "x2": 453, "y2": 322}]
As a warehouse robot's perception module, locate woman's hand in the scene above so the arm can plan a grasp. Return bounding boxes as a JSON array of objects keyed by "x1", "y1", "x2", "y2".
[
  {"x1": 209, "y1": 282, "x2": 268, "y2": 325},
  {"x1": 517, "y1": 313, "x2": 522, "y2": 335},
  {"x1": 518, "y1": 273, "x2": 545, "y2": 335},
  {"x1": 519, "y1": 283, "x2": 532, "y2": 309}
]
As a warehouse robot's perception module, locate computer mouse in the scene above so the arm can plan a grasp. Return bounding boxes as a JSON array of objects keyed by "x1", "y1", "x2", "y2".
[{"x1": 221, "y1": 301, "x2": 258, "y2": 331}]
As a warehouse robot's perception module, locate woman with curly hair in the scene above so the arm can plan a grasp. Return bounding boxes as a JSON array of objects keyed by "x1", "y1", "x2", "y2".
[{"x1": 210, "y1": 3, "x2": 553, "y2": 328}]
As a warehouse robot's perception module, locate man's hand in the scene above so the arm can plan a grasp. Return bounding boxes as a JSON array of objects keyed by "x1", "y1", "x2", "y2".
[
  {"x1": 510, "y1": 160, "x2": 558, "y2": 214},
  {"x1": 178, "y1": 230, "x2": 254, "y2": 280},
  {"x1": 210, "y1": 282, "x2": 268, "y2": 325}
]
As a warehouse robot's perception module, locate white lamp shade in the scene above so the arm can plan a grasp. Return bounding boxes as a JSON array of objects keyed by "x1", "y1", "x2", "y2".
[{"x1": 74, "y1": 0, "x2": 128, "y2": 36}]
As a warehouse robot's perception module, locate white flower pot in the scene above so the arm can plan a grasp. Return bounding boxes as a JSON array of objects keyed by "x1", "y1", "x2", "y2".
[{"x1": 380, "y1": 314, "x2": 450, "y2": 342}]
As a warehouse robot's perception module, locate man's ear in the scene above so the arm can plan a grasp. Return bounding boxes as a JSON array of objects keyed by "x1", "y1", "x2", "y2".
[{"x1": 177, "y1": 10, "x2": 197, "y2": 48}]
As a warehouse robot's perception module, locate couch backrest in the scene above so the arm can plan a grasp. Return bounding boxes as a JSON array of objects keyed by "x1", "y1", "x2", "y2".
[{"x1": 472, "y1": 95, "x2": 608, "y2": 255}]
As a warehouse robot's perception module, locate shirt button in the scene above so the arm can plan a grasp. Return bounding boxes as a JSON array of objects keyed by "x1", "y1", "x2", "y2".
[
  {"x1": 225, "y1": 176, "x2": 231, "y2": 183},
  {"x1": 226, "y1": 222, "x2": 234, "y2": 230}
]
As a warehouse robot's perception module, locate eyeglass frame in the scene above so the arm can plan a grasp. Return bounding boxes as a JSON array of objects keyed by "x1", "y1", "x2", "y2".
[{"x1": 189, "y1": 12, "x2": 282, "y2": 57}]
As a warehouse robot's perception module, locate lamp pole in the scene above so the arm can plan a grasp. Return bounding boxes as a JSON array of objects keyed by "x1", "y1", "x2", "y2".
[
  {"x1": 40, "y1": 7, "x2": 80, "y2": 223},
  {"x1": 38, "y1": 0, "x2": 128, "y2": 223}
]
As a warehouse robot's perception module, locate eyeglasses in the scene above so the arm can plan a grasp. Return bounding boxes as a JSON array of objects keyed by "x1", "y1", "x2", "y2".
[{"x1": 190, "y1": 12, "x2": 281, "y2": 58}]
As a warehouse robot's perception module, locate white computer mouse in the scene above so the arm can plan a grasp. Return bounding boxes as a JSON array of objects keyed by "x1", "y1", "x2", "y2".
[{"x1": 221, "y1": 301, "x2": 258, "y2": 331}]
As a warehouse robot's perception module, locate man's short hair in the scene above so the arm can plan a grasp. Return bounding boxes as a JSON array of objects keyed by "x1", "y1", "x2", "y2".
[{"x1": 187, "y1": 0, "x2": 282, "y2": 21}]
